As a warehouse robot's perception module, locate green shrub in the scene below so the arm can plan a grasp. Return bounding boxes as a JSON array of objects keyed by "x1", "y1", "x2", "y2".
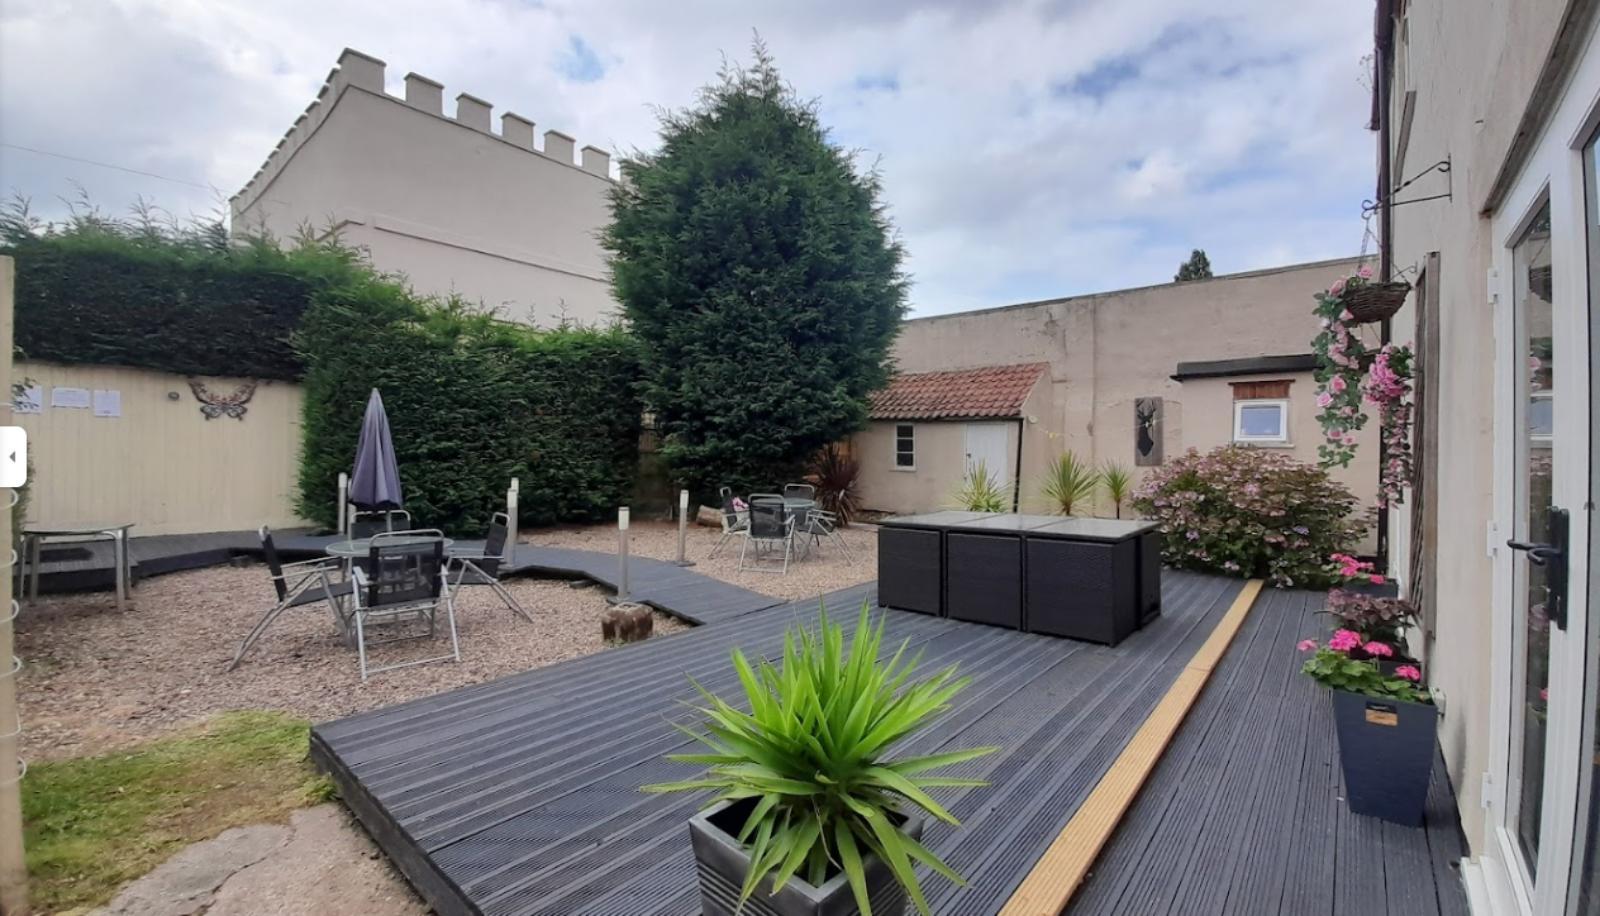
[
  {"x1": 1131, "y1": 445, "x2": 1366, "y2": 588},
  {"x1": 644, "y1": 604, "x2": 995, "y2": 915},
  {"x1": 3, "y1": 202, "x2": 366, "y2": 380},
  {"x1": 296, "y1": 288, "x2": 643, "y2": 535},
  {"x1": 1037, "y1": 451, "x2": 1099, "y2": 516},
  {"x1": 1100, "y1": 461, "x2": 1132, "y2": 518},
  {"x1": 952, "y1": 461, "x2": 1009, "y2": 513}
]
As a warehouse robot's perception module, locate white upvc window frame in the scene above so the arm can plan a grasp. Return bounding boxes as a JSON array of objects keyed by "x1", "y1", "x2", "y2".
[
  {"x1": 892, "y1": 423, "x2": 916, "y2": 471},
  {"x1": 1232, "y1": 398, "x2": 1290, "y2": 445}
]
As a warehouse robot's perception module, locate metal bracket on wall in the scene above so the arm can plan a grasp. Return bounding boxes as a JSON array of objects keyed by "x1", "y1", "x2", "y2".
[{"x1": 1361, "y1": 158, "x2": 1452, "y2": 217}]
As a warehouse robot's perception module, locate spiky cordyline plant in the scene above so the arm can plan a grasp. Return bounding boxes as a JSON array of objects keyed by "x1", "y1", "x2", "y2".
[
  {"x1": 1100, "y1": 461, "x2": 1132, "y2": 519},
  {"x1": 807, "y1": 443, "x2": 862, "y2": 525},
  {"x1": 1039, "y1": 450, "x2": 1099, "y2": 516},
  {"x1": 645, "y1": 604, "x2": 997, "y2": 915},
  {"x1": 952, "y1": 460, "x2": 1009, "y2": 513}
]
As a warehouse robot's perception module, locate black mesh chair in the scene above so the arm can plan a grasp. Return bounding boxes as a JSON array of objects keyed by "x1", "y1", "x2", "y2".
[
  {"x1": 228, "y1": 526, "x2": 353, "y2": 671},
  {"x1": 803, "y1": 509, "x2": 854, "y2": 563},
  {"x1": 709, "y1": 486, "x2": 749, "y2": 559},
  {"x1": 738, "y1": 494, "x2": 795, "y2": 574},
  {"x1": 349, "y1": 509, "x2": 413, "y2": 540},
  {"x1": 783, "y1": 483, "x2": 816, "y2": 501},
  {"x1": 449, "y1": 512, "x2": 531, "y2": 620},
  {"x1": 349, "y1": 532, "x2": 460, "y2": 679}
]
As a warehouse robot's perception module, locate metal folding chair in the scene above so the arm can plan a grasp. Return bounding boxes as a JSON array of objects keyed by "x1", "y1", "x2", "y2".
[
  {"x1": 228, "y1": 526, "x2": 353, "y2": 671},
  {"x1": 709, "y1": 486, "x2": 749, "y2": 559},
  {"x1": 449, "y1": 512, "x2": 531, "y2": 621},
  {"x1": 349, "y1": 532, "x2": 460, "y2": 680},
  {"x1": 803, "y1": 509, "x2": 854, "y2": 563},
  {"x1": 783, "y1": 483, "x2": 816, "y2": 501},
  {"x1": 738, "y1": 495, "x2": 795, "y2": 575}
]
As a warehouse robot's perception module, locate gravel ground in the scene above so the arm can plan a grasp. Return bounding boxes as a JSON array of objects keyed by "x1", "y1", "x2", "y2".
[
  {"x1": 531, "y1": 518, "x2": 878, "y2": 603},
  {"x1": 17, "y1": 521, "x2": 875, "y2": 761},
  {"x1": 16, "y1": 566, "x2": 687, "y2": 762}
]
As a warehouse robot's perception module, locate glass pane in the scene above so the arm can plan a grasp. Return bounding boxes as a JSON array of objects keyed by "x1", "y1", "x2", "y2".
[
  {"x1": 895, "y1": 452, "x2": 913, "y2": 468},
  {"x1": 1238, "y1": 404, "x2": 1284, "y2": 438},
  {"x1": 1513, "y1": 200, "x2": 1554, "y2": 874}
]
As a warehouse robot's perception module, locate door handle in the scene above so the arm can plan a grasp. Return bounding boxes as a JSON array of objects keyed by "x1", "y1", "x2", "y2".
[{"x1": 1507, "y1": 506, "x2": 1570, "y2": 630}]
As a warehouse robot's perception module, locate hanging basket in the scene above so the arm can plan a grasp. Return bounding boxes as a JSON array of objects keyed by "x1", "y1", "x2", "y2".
[{"x1": 1342, "y1": 280, "x2": 1411, "y2": 324}]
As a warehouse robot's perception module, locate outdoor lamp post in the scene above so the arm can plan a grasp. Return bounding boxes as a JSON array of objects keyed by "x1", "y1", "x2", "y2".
[
  {"x1": 674, "y1": 489, "x2": 695, "y2": 567},
  {"x1": 613, "y1": 507, "x2": 631, "y2": 604}
]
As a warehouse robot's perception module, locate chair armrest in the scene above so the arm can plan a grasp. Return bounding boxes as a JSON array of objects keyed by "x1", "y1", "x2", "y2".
[{"x1": 275, "y1": 555, "x2": 340, "y2": 573}]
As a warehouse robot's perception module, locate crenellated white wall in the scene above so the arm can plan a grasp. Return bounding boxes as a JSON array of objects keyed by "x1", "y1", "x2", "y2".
[{"x1": 231, "y1": 49, "x2": 618, "y2": 328}]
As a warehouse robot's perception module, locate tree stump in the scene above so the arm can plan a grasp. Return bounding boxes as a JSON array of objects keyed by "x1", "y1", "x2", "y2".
[{"x1": 602, "y1": 603, "x2": 654, "y2": 644}]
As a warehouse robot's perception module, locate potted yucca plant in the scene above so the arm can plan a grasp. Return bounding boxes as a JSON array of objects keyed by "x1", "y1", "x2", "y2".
[
  {"x1": 951, "y1": 460, "x2": 1009, "y2": 513},
  {"x1": 645, "y1": 605, "x2": 997, "y2": 916},
  {"x1": 1038, "y1": 450, "x2": 1098, "y2": 516}
]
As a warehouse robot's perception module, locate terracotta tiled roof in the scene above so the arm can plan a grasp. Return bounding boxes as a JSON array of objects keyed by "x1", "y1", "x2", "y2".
[{"x1": 870, "y1": 363, "x2": 1049, "y2": 421}]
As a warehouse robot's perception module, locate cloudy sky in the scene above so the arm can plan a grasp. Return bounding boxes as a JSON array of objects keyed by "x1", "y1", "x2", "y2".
[{"x1": 0, "y1": 0, "x2": 1375, "y2": 317}]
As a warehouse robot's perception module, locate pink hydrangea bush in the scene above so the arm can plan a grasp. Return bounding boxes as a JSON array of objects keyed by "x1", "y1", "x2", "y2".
[{"x1": 1131, "y1": 445, "x2": 1366, "y2": 588}]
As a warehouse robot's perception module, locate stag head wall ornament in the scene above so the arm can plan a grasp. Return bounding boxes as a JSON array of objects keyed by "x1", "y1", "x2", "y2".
[{"x1": 187, "y1": 379, "x2": 258, "y2": 420}]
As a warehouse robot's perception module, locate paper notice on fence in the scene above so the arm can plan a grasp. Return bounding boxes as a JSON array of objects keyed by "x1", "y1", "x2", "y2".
[
  {"x1": 93, "y1": 389, "x2": 122, "y2": 418},
  {"x1": 51, "y1": 387, "x2": 90, "y2": 409},
  {"x1": 14, "y1": 386, "x2": 42, "y2": 414}
]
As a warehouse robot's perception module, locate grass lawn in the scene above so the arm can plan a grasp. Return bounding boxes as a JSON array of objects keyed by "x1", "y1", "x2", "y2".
[{"x1": 22, "y1": 710, "x2": 333, "y2": 913}]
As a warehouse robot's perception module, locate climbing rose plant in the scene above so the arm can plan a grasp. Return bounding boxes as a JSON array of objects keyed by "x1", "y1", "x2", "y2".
[
  {"x1": 1311, "y1": 266, "x2": 1376, "y2": 467},
  {"x1": 1362, "y1": 343, "x2": 1415, "y2": 506},
  {"x1": 1132, "y1": 445, "x2": 1367, "y2": 588}
]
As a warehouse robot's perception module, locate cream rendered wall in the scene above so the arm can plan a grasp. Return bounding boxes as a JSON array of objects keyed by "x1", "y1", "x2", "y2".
[
  {"x1": 1381, "y1": 0, "x2": 1573, "y2": 854},
  {"x1": 232, "y1": 51, "x2": 616, "y2": 328},
  {"x1": 15, "y1": 362, "x2": 307, "y2": 536},
  {"x1": 892, "y1": 259, "x2": 1377, "y2": 511}
]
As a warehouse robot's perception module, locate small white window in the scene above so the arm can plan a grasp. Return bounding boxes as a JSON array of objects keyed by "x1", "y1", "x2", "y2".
[
  {"x1": 894, "y1": 424, "x2": 915, "y2": 469},
  {"x1": 1233, "y1": 399, "x2": 1289, "y2": 444}
]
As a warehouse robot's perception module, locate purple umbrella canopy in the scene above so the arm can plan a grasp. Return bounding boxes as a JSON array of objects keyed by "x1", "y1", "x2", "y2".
[{"x1": 350, "y1": 389, "x2": 403, "y2": 510}]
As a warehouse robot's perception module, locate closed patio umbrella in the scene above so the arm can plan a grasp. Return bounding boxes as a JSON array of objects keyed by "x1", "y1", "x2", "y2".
[{"x1": 350, "y1": 389, "x2": 403, "y2": 510}]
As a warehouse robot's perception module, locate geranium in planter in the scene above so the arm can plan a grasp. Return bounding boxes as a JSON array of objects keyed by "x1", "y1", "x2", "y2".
[
  {"x1": 645, "y1": 605, "x2": 997, "y2": 916},
  {"x1": 1325, "y1": 589, "x2": 1417, "y2": 653},
  {"x1": 1299, "y1": 636, "x2": 1436, "y2": 826}
]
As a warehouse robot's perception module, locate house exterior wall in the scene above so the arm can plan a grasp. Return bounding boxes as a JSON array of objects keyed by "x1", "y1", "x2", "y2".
[
  {"x1": 14, "y1": 362, "x2": 307, "y2": 536},
  {"x1": 1381, "y1": 0, "x2": 1576, "y2": 857},
  {"x1": 887, "y1": 259, "x2": 1379, "y2": 528},
  {"x1": 854, "y1": 377, "x2": 1060, "y2": 514},
  {"x1": 232, "y1": 50, "x2": 617, "y2": 329}
]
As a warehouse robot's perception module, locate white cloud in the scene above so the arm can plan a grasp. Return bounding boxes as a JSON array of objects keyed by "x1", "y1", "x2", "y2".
[{"x1": 0, "y1": 0, "x2": 1374, "y2": 315}]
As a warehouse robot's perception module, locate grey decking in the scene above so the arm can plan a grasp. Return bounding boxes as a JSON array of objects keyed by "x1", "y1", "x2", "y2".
[
  {"x1": 1066, "y1": 585, "x2": 1470, "y2": 916},
  {"x1": 310, "y1": 571, "x2": 1245, "y2": 916}
]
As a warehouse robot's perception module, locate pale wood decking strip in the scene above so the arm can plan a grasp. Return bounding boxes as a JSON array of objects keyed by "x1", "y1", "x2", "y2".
[
  {"x1": 309, "y1": 571, "x2": 1246, "y2": 916},
  {"x1": 1063, "y1": 584, "x2": 1471, "y2": 916},
  {"x1": 999, "y1": 579, "x2": 1262, "y2": 915}
]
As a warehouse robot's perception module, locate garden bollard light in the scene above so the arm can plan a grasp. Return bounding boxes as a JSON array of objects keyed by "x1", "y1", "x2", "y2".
[
  {"x1": 674, "y1": 489, "x2": 696, "y2": 567},
  {"x1": 611, "y1": 507, "x2": 632, "y2": 604}
]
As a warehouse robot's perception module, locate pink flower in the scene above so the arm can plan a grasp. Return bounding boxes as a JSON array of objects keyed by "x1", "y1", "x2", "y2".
[
  {"x1": 1357, "y1": 264, "x2": 1374, "y2": 279},
  {"x1": 1329, "y1": 375, "x2": 1347, "y2": 393},
  {"x1": 1363, "y1": 641, "x2": 1394, "y2": 657},
  {"x1": 1395, "y1": 665, "x2": 1422, "y2": 682},
  {"x1": 1369, "y1": 574, "x2": 1385, "y2": 585},
  {"x1": 1316, "y1": 391, "x2": 1333, "y2": 408},
  {"x1": 1540, "y1": 687, "x2": 1549, "y2": 701},
  {"x1": 1297, "y1": 639, "x2": 1319, "y2": 652},
  {"x1": 1329, "y1": 278, "x2": 1346, "y2": 296},
  {"x1": 1329, "y1": 629, "x2": 1361, "y2": 652}
]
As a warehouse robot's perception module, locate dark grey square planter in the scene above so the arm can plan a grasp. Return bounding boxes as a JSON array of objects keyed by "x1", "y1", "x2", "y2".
[
  {"x1": 1331, "y1": 689, "x2": 1438, "y2": 826},
  {"x1": 689, "y1": 798, "x2": 924, "y2": 916}
]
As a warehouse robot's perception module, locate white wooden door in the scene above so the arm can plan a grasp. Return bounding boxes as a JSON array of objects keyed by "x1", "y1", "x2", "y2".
[{"x1": 963, "y1": 422, "x2": 1010, "y2": 488}]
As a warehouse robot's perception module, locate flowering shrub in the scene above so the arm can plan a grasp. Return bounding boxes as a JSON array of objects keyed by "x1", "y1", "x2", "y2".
[
  {"x1": 1362, "y1": 343, "x2": 1415, "y2": 506},
  {"x1": 1330, "y1": 552, "x2": 1384, "y2": 585},
  {"x1": 1299, "y1": 637, "x2": 1429, "y2": 703},
  {"x1": 1325, "y1": 589, "x2": 1416, "y2": 646},
  {"x1": 1311, "y1": 265, "x2": 1377, "y2": 467},
  {"x1": 1131, "y1": 446, "x2": 1366, "y2": 588}
]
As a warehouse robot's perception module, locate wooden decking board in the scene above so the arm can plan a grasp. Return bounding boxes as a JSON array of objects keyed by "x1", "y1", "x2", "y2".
[{"x1": 1062, "y1": 586, "x2": 1469, "y2": 916}]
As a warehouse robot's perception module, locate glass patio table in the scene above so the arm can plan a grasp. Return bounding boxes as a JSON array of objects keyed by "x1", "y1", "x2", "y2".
[{"x1": 324, "y1": 534, "x2": 454, "y2": 558}]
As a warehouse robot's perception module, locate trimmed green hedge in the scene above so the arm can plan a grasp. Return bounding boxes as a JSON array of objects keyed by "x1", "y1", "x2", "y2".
[
  {"x1": 296, "y1": 284, "x2": 643, "y2": 535},
  {"x1": 6, "y1": 230, "x2": 366, "y2": 380}
]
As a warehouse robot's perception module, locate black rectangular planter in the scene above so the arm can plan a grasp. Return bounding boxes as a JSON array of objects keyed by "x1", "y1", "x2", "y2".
[
  {"x1": 1331, "y1": 689, "x2": 1438, "y2": 826},
  {"x1": 689, "y1": 798, "x2": 923, "y2": 916},
  {"x1": 946, "y1": 532, "x2": 1022, "y2": 629},
  {"x1": 1025, "y1": 537, "x2": 1137, "y2": 644}
]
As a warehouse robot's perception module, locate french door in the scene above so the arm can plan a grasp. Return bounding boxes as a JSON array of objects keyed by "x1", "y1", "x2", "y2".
[{"x1": 1488, "y1": 25, "x2": 1600, "y2": 913}]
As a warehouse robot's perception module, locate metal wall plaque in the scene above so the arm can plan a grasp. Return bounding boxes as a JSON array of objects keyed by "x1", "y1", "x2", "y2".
[{"x1": 1134, "y1": 397, "x2": 1163, "y2": 466}]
